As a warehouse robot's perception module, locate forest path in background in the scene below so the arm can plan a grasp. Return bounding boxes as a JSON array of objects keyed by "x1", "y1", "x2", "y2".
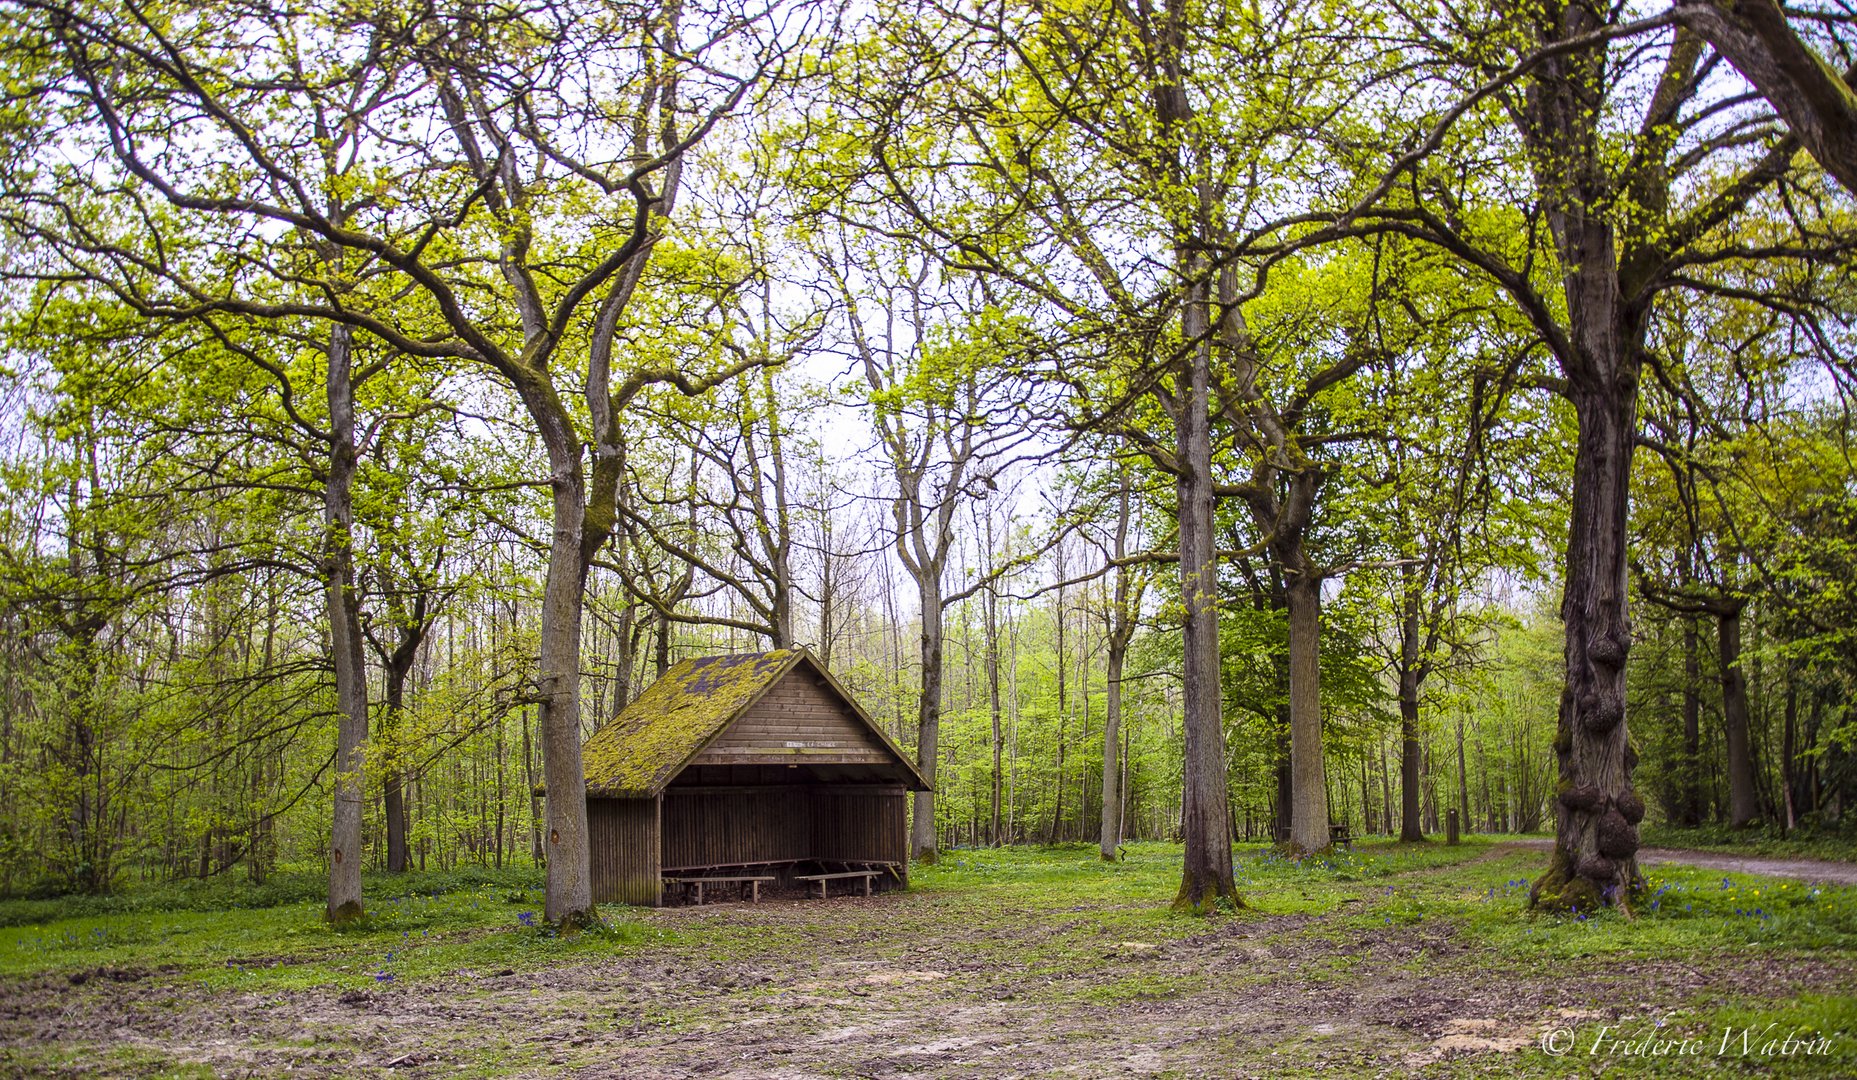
[{"x1": 1500, "y1": 837, "x2": 1857, "y2": 886}]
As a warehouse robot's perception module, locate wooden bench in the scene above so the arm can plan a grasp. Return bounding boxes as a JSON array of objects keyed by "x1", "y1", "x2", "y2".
[
  {"x1": 1329, "y1": 823, "x2": 1353, "y2": 849},
  {"x1": 794, "y1": 870, "x2": 881, "y2": 899},
  {"x1": 661, "y1": 874, "x2": 777, "y2": 905}
]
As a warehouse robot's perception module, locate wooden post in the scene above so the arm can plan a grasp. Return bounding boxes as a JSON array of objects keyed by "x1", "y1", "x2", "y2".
[{"x1": 1446, "y1": 808, "x2": 1460, "y2": 846}]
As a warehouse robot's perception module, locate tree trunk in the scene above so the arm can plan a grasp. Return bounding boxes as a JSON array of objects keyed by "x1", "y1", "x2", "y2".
[
  {"x1": 910, "y1": 578, "x2": 944, "y2": 862},
  {"x1": 1101, "y1": 626, "x2": 1125, "y2": 860},
  {"x1": 383, "y1": 668, "x2": 409, "y2": 874},
  {"x1": 529, "y1": 394, "x2": 596, "y2": 926},
  {"x1": 1681, "y1": 609, "x2": 1703, "y2": 827},
  {"x1": 1455, "y1": 715, "x2": 1471, "y2": 836},
  {"x1": 1719, "y1": 601, "x2": 1760, "y2": 827},
  {"x1": 1531, "y1": 360, "x2": 1646, "y2": 912},
  {"x1": 1102, "y1": 475, "x2": 1136, "y2": 860},
  {"x1": 986, "y1": 587, "x2": 1003, "y2": 847},
  {"x1": 1782, "y1": 674, "x2": 1798, "y2": 833},
  {"x1": 323, "y1": 323, "x2": 368, "y2": 924},
  {"x1": 1285, "y1": 573, "x2": 1329, "y2": 853},
  {"x1": 1398, "y1": 675, "x2": 1424, "y2": 842},
  {"x1": 1172, "y1": 278, "x2": 1238, "y2": 911}
]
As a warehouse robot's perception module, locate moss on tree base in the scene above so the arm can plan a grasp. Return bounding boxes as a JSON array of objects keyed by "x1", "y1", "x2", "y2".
[
  {"x1": 1529, "y1": 847, "x2": 1642, "y2": 915},
  {"x1": 325, "y1": 899, "x2": 365, "y2": 925},
  {"x1": 1172, "y1": 880, "x2": 1244, "y2": 915},
  {"x1": 551, "y1": 907, "x2": 603, "y2": 936}
]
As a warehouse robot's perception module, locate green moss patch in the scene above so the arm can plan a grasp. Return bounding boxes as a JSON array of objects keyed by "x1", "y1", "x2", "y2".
[{"x1": 580, "y1": 650, "x2": 798, "y2": 796}]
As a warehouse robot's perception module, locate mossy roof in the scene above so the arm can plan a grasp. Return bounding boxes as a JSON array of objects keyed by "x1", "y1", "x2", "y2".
[{"x1": 579, "y1": 648, "x2": 928, "y2": 797}]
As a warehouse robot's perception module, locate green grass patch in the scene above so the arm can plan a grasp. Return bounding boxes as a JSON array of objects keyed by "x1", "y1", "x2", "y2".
[{"x1": 1, "y1": 868, "x2": 669, "y2": 992}]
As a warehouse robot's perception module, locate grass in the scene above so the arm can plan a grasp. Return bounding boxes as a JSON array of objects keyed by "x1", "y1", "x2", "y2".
[
  {"x1": 0, "y1": 865, "x2": 670, "y2": 992},
  {"x1": 3, "y1": 837, "x2": 1854, "y2": 1076}
]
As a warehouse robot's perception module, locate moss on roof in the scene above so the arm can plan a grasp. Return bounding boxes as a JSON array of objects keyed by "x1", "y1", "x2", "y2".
[{"x1": 581, "y1": 650, "x2": 800, "y2": 797}]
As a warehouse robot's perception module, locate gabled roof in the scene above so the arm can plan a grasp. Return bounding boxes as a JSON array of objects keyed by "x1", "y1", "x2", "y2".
[{"x1": 580, "y1": 648, "x2": 930, "y2": 797}]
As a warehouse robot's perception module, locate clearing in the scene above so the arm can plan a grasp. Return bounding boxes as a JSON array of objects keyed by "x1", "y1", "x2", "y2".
[{"x1": 2, "y1": 839, "x2": 1854, "y2": 1078}]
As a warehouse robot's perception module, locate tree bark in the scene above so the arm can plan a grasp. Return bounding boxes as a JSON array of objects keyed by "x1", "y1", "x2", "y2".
[
  {"x1": 1681, "y1": 607, "x2": 1703, "y2": 827},
  {"x1": 1399, "y1": 686, "x2": 1424, "y2": 842},
  {"x1": 1100, "y1": 479, "x2": 1135, "y2": 861},
  {"x1": 1673, "y1": 0, "x2": 1857, "y2": 197},
  {"x1": 986, "y1": 585, "x2": 1004, "y2": 847},
  {"x1": 322, "y1": 323, "x2": 367, "y2": 924},
  {"x1": 1532, "y1": 362, "x2": 1646, "y2": 912},
  {"x1": 1397, "y1": 568, "x2": 1425, "y2": 842},
  {"x1": 521, "y1": 376, "x2": 596, "y2": 926},
  {"x1": 1172, "y1": 275, "x2": 1238, "y2": 911},
  {"x1": 1455, "y1": 715, "x2": 1472, "y2": 836},
  {"x1": 910, "y1": 576, "x2": 944, "y2": 862},
  {"x1": 1285, "y1": 573, "x2": 1329, "y2": 853},
  {"x1": 1719, "y1": 600, "x2": 1760, "y2": 827}
]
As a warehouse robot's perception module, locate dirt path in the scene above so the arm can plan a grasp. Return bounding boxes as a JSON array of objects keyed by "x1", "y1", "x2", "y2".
[
  {"x1": 3, "y1": 847, "x2": 1852, "y2": 1078},
  {"x1": 1503, "y1": 838, "x2": 1857, "y2": 886}
]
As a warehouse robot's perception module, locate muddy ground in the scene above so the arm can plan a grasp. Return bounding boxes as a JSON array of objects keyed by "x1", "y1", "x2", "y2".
[{"x1": 2, "y1": 844, "x2": 1852, "y2": 1078}]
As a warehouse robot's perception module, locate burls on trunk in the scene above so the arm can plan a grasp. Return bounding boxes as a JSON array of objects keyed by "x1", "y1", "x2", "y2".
[{"x1": 1531, "y1": 368, "x2": 1646, "y2": 913}]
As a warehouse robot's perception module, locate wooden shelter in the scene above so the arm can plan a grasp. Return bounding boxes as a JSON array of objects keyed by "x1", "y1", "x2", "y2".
[{"x1": 576, "y1": 648, "x2": 929, "y2": 905}]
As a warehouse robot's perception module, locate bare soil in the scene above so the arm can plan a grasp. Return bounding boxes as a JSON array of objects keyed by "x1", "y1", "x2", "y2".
[
  {"x1": 1507, "y1": 837, "x2": 1857, "y2": 887},
  {"x1": 1, "y1": 845, "x2": 1851, "y2": 1078}
]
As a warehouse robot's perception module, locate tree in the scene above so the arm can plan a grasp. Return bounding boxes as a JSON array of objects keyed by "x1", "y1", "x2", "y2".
[
  {"x1": 1, "y1": 0, "x2": 787, "y2": 924},
  {"x1": 1337, "y1": 2, "x2": 1853, "y2": 910}
]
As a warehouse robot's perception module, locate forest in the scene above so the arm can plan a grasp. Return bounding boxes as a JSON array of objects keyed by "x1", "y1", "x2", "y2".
[{"x1": 0, "y1": 0, "x2": 1853, "y2": 939}]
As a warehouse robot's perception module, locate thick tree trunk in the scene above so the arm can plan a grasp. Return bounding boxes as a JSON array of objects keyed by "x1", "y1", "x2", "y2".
[
  {"x1": 528, "y1": 394, "x2": 596, "y2": 926},
  {"x1": 1285, "y1": 574, "x2": 1329, "y2": 852},
  {"x1": 1172, "y1": 284, "x2": 1238, "y2": 911},
  {"x1": 1719, "y1": 601, "x2": 1760, "y2": 827},
  {"x1": 1399, "y1": 684, "x2": 1424, "y2": 842},
  {"x1": 1531, "y1": 364, "x2": 1646, "y2": 912},
  {"x1": 910, "y1": 579, "x2": 944, "y2": 863},
  {"x1": 383, "y1": 668, "x2": 409, "y2": 874},
  {"x1": 323, "y1": 324, "x2": 368, "y2": 924}
]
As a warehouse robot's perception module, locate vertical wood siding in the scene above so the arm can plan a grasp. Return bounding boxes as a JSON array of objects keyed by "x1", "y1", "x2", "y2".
[
  {"x1": 588, "y1": 797, "x2": 660, "y2": 906},
  {"x1": 810, "y1": 787, "x2": 907, "y2": 865},
  {"x1": 661, "y1": 788, "x2": 812, "y2": 867}
]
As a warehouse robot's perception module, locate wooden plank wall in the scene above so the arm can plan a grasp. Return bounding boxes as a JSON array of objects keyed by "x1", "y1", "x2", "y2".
[
  {"x1": 588, "y1": 797, "x2": 660, "y2": 906},
  {"x1": 693, "y1": 671, "x2": 892, "y2": 768},
  {"x1": 661, "y1": 788, "x2": 812, "y2": 867},
  {"x1": 811, "y1": 786, "x2": 908, "y2": 867},
  {"x1": 656, "y1": 785, "x2": 908, "y2": 871}
]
